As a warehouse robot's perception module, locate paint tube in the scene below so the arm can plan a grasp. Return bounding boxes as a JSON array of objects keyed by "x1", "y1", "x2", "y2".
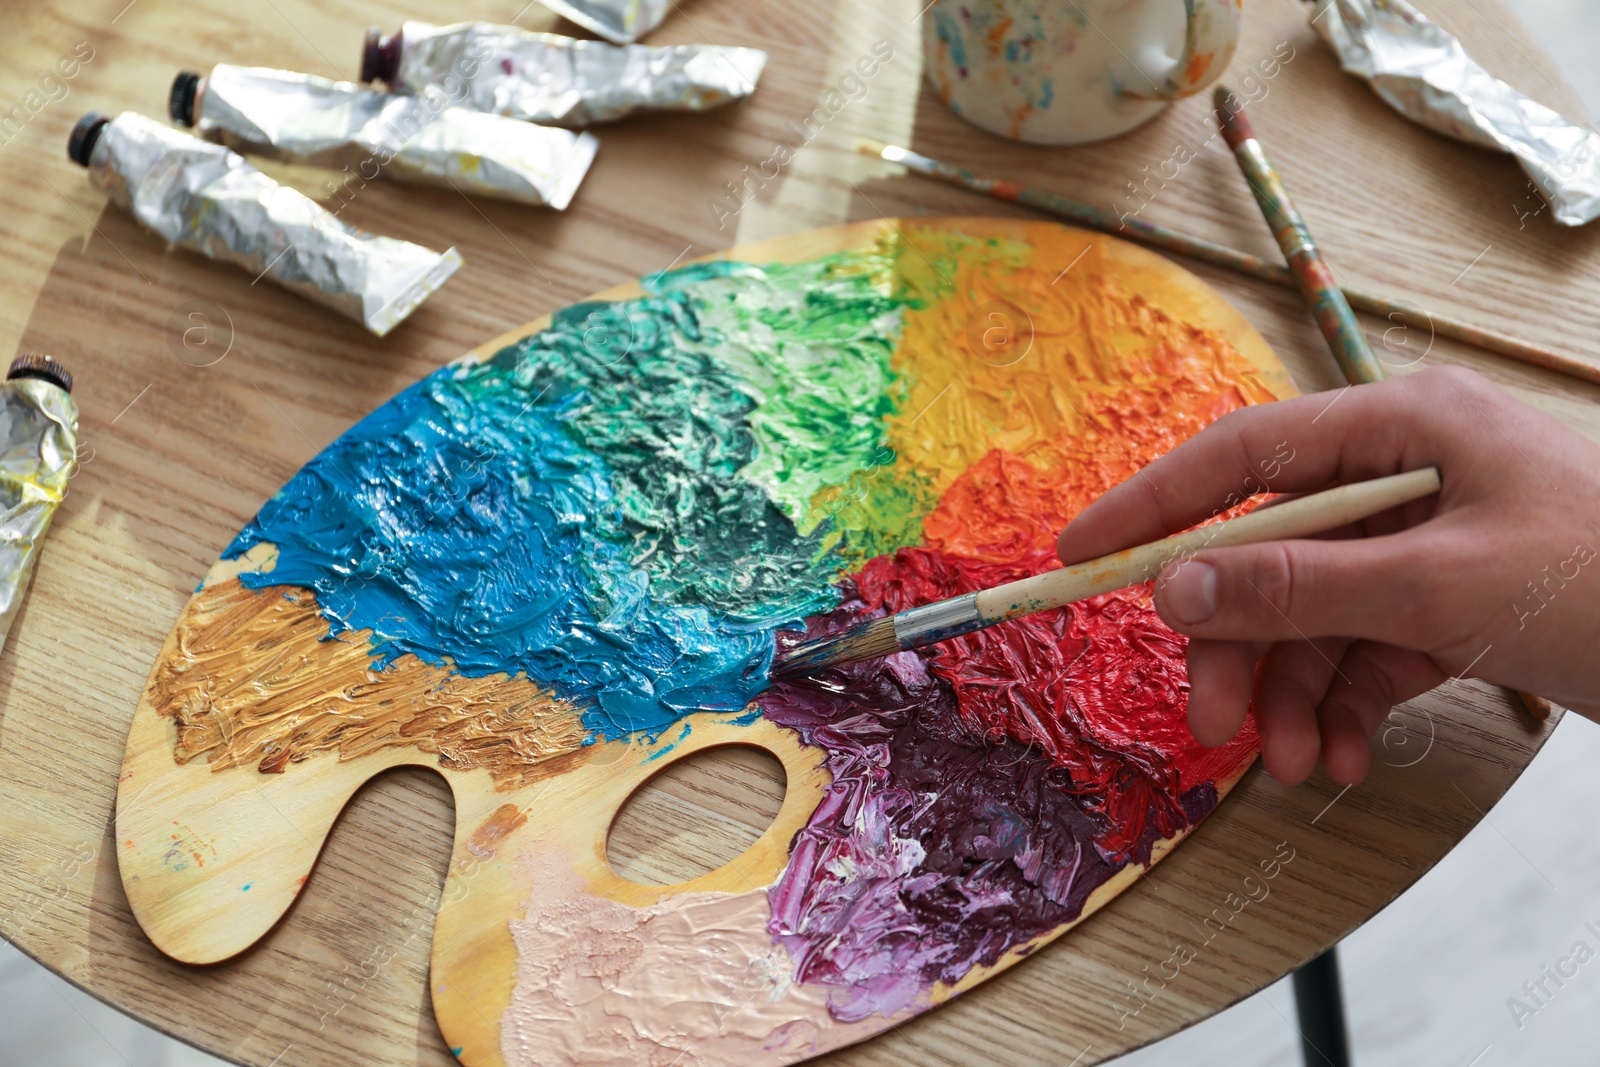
[
  {"x1": 0, "y1": 355, "x2": 77, "y2": 659},
  {"x1": 170, "y1": 66, "x2": 598, "y2": 210},
  {"x1": 1312, "y1": 0, "x2": 1600, "y2": 225},
  {"x1": 360, "y1": 21, "x2": 767, "y2": 127},
  {"x1": 67, "y1": 111, "x2": 461, "y2": 336},
  {"x1": 530, "y1": 0, "x2": 671, "y2": 45}
]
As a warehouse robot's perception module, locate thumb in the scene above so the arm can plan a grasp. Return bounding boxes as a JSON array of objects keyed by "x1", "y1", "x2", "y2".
[{"x1": 1153, "y1": 535, "x2": 1438, "y2": 646}]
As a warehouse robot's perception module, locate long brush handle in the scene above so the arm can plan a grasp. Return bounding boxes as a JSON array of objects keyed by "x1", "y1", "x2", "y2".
[
  {"x1": 1213, "y1": 89, "x2": 1384, "y2": 386},
  {"x1": 974, "y1": 467, "x2": 1441, "y2": 625}
]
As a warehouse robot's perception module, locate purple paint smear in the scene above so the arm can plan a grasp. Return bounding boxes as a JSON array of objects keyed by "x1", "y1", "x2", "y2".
[{"x1": 760, "y1": 597, "x2": 1218, "y2": 1022}]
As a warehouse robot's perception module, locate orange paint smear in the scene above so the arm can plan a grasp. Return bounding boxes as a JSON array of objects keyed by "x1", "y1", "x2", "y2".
[
  {"x1": 880, "y1": 229, "x2": 1276, "y2": 508},
  {"x1": 150, "y1": 580, "x2": 587, "y2": 790},
  {"x1": 859, "y1": 222, "x2": 1272, "y2": 849},
  {"x1": 985, "y1": 17, "x2": 1014, "y2": 55},
  {"x1": 466, "y1": 803, "x2": 529, "y2": 861}
]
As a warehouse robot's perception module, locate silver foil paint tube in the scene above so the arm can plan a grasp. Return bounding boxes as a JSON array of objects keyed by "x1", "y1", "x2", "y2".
[
  {"x1": 361, "y1": 20, "x2": 768, "y2": 127},
  {"x1": 171, "y1": 65, "x2": 598, "y2": 210},
  {"x1": 532, "y1": 0, "x2": 671, "y2": 45},
  {"x1": 1312, "y1": 0, "x2": 1600, "y2": 226},
  {"x1": 67, "y1": 111, "x2": 462, "y2": 336},
  {"x1": 0, "y1": 355, "x2": 78, "y2": 660}
]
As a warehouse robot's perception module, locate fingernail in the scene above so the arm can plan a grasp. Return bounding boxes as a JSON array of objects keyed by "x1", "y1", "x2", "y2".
[{"x1": 1163, "y1": 561, "x2": 1217, "y2": 624}]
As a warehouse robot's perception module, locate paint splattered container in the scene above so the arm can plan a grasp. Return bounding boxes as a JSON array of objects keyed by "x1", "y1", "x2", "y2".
[{"x1": 921, "y1": 0, "x2": 1241, "y2": 144}]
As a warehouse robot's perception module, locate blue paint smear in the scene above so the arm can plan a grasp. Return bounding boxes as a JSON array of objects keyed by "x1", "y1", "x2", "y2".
[
  {"x1": 223, "y1": 263, "x2": 899, "y2": 742},
  {"x1": 229, "y1": 362, "x2": 769, "y2": 739}
]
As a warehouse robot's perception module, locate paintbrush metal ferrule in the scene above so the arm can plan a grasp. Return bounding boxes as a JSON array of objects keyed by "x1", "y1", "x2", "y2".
[
  {"x1": 768, "y1": 591, "x2": 984, "y2": 678},
  {"x1": 891, "y1": 591, "x2": 982, "y2": 649}
]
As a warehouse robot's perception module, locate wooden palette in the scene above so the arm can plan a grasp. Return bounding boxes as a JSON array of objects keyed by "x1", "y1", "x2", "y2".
[{"x1": 116, "y1": 217, "x2": 1295, "y2": 1066}]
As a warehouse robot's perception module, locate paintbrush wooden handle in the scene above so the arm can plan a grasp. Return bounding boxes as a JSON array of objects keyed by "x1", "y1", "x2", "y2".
[
  {"x1": 974, "y1": 468, "x2": 1442, "y2": 624},
  {"x1": 1213, "y1": 88, "x2": 1386, "y2": 386}
]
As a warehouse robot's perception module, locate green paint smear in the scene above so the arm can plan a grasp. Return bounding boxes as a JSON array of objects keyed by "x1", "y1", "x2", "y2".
[
  {"x1": 655, "y1": 256, "x2": 904, "y2": 538},
  {"x1": 884, "y1": 231, "x2": 1036, "y2": 308},
  {"x1": 815, "y1": 456, "x2": 939, "y2": 563},
  {"x1": 502, "y1": 285, "x2": 835, "y2": 624},
  {"x1": 650, "y1": 253, "x2": 945, "y2": 572}
]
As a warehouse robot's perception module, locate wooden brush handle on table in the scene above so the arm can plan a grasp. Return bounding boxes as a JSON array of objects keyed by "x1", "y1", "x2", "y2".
[{"x1": 976, "y1": 467, "x2": 1443, "y2": 624}]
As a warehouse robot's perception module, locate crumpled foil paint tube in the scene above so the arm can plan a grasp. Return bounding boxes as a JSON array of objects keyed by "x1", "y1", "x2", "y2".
[
  {"x1": 1311, "y1": 0, "x2": 1600, "y2": 225},
  {"x1": 0, "y1": 355, "x2": 77, "y2": 659},
  {"x1": 361, "y1": 20, "x2": 768, "y2": 127},
  {"x1": 171, "y1": 65, "x2": 598, "y2": 210},
  {"x1": 533, "y1": 0, "x2": 671, "y2": 45},
  {"x1": 68, "y1": 111, "x2": 461, "y2": 336}
]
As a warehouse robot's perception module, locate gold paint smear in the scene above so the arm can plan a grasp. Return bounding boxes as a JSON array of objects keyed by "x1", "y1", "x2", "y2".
[{"x1": 150, "y1": 579, "x2": 588, "y2": 790}]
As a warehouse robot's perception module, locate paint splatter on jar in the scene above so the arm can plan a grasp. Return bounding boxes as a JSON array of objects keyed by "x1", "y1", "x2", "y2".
[{"x1": 921, "y1": 0, "x2": 1243, "y2": 143}]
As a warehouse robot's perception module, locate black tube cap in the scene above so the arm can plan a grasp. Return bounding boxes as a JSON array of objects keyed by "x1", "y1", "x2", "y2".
[
  {"x1": 7, "y1": 354, "x2": 74, "y2": 394},
  {"x1": 170, "y1": 71, "x2": 201, "y2": 126},
  {"x1": 361, "y1": 26, "x2": 402, "y2": 85},
  {"x1": 67, "y1": 112, "x2": 110, "y2": 167}
]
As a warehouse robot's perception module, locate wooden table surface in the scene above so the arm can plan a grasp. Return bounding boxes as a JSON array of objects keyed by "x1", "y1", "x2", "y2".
[{"x1": 1, "y1": 0, "x2": 1595, "y2": 1064}]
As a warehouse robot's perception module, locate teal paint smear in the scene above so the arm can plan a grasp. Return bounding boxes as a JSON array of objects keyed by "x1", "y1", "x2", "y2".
[
  {"x1": 934, "y1": 6, "x2": 967, "y2": 72},
  {"x1": 224, "y1": 252, "x2": 915, "y2": 741},
  {"x1": 507, "y1": 276, "x2": 841, "y2": 624}
]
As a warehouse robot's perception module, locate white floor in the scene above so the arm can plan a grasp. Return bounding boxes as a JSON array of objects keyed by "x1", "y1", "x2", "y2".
[
  {"x1": 1114, "y1": 712, "x2": 1600, "y2": 1067},
  {"x1": 5, "y1": 1, "x2": 1598, "y2": 1064}
]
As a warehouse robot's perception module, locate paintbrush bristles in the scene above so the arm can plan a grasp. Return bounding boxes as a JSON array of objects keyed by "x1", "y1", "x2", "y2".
[{"x1": 769, "y1": 616, "x2": 901, "y2": 679}]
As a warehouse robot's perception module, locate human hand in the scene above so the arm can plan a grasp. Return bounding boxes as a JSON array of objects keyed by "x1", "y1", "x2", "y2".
[{"x1": 1055, "y1": 366, "x2": 1600, "y2": 786}]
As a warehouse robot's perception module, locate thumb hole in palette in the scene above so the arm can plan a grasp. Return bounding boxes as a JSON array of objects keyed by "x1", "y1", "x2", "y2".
[{"x1": 605, "y1": 743, "x2": 788, "y2": 886}]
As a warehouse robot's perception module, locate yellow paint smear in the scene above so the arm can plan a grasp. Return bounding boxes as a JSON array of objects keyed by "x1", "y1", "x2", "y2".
[{"x1": 881, "y1": 222, "x2": 1278, "y2": 560}]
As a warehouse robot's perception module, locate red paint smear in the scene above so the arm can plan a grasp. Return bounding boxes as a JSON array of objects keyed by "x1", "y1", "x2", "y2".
[
  {"x1": 854, "y1": 542, "x2": 1255, "y2": 862},
  {"x1": 851, "y1": 385, "x2": 1259, "y2": 861}
]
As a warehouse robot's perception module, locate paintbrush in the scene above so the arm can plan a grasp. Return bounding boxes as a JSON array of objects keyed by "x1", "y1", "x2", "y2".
[
  {"x1": 1213, "y1": 88, "x2": 1383, "y2": 384},
  {"x1": 1213, "y1": 87, "x2": 1551, "y2": 721},
  {"x1": 769, "y1": 467, "x2": 1442, "y2": 679},
  {"x1": 853, "y1": 138, "x2": 1600, "y2": 388}
]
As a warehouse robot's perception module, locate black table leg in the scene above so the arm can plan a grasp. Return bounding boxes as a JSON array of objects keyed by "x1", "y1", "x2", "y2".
[{"x1": 1292, "y1": 946, "x2": 1352, "y2": 1067}]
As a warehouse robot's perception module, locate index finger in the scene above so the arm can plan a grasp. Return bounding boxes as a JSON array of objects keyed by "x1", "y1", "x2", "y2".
[{"x1": 1056, "y1": 374, "x2": 1451, "y2": 565}]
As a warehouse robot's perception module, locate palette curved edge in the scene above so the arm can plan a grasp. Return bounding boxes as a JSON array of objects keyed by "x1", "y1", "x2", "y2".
[{"x1": 111, "y1": 215, "x2": 1299, "y2": 1063}]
